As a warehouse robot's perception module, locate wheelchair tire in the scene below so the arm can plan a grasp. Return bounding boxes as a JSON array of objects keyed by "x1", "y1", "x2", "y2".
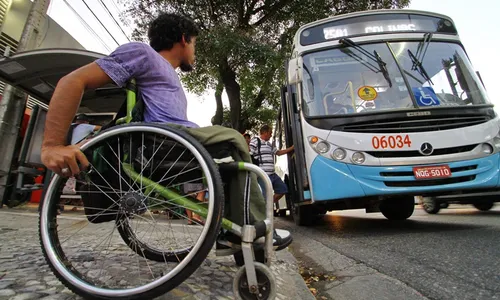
[
  {"x1": 116, "y1": 216, "x2": 191, "y2": 262},
  {"x1": 39, "y1": 124, "x2": 224, "y2": 299},
  {"x1": 233, "y1": 262, "x2": 277, "y2": 300}
]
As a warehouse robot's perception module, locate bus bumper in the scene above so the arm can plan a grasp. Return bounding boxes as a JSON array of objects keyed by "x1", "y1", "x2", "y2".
[{"x1": 309, "y1": 154, "x2": 500, "y2": 201}]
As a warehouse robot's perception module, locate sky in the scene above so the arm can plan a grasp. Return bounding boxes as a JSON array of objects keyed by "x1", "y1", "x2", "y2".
[{"x1": 46, "y1": 0, "x2": 500, "y2": 127}]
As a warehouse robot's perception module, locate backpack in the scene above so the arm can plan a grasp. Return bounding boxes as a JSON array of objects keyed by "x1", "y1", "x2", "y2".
[{"x1": 251, "y1": 138, "x2": 262, "y2": 165}]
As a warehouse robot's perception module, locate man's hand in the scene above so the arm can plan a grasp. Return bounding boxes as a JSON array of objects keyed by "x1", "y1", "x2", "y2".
[
  {"x1": 41, "y1": 145, "x2": 89, "y2": 177},
  {"x1": 276, "y1": 145, "x2": 294, "y2": 156}
]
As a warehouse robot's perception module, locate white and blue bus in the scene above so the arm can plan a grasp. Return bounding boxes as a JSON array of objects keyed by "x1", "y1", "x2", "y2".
[{"x1": 280, "y1": 9, "x2": 499, "y2": 225}]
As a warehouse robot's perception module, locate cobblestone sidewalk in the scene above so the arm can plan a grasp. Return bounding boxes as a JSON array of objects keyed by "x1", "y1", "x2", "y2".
[{"x1": 0, "y1": 209, "x2": 312, "y2": 300}]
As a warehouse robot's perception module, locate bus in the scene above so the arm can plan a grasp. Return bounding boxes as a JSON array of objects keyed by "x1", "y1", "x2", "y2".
[{"x1": 280, "y1": 9, "x2": 499, "y2": 225}]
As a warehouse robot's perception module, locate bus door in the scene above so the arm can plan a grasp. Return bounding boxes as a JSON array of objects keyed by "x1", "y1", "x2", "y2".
[{"x1": 280, "y1": 83, "x2": 309, "y2": 205}]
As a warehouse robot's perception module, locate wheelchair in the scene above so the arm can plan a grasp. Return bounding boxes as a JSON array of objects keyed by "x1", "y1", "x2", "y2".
[{"x1": 38, "y1": 81, "x2": 277, "y2": 299}]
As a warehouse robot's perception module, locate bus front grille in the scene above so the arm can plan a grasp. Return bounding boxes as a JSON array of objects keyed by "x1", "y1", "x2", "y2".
[
  {"x1": 341, "y1": 116, "x2": 490, "y2": 133},
  {"x1": 382, "y1": 165, "x2": 477, "y2": 187},
  {"x1": 380, "y1": 165, "x2": 477, "y2": 177},
  {"x1": 367, "y1": 144, "x2": 478, "y2": 158},
  {"x1": 384, "y1": 176, "x2": 476, "y2": 187}
]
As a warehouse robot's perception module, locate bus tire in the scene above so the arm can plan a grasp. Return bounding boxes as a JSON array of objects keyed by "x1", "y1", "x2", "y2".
[
  {"x1": 380, "y1": 197, "x2": 414, "y2": 220},
  {"x1": 473, "y1": 202, "x2": 494, "y2": 211},
  {"x1": 422, "y1": 197, "x2": 441, "y2": 214},
  {"x1": 292, "y1": 204, "x2": 316, "y2": 226}
]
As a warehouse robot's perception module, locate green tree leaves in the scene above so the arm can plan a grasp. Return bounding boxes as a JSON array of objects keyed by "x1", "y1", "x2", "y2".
[{"x1": 123, "y1": 0, "x2": 410, "y2": 132}]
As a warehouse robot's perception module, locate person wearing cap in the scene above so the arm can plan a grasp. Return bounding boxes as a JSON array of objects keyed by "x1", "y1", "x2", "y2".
[{"x1": 69, "y1": 114, "x2": 101, "y2": 145}]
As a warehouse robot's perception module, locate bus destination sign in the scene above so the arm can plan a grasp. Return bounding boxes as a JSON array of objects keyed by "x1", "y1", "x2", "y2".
[
  {"x1": 300, "y1": 13, "x2": 457, "y2": 46},
  {"x1": 324, "y1": 23, "x2": 419, "y2": 40}
]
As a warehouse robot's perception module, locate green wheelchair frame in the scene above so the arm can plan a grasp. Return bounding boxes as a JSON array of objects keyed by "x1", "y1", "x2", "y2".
[{"x1": 110, "y1": 80, "x2": 276, "y2": 290}]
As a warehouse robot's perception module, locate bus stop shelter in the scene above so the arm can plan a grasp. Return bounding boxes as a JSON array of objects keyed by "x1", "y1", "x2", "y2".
[{"x1": 0, "y1": 48, "x2": 124, "y2": 206}]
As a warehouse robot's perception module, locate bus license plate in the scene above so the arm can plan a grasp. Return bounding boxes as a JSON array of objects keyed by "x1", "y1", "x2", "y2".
[{"x1": 413, "y1": 165, "x2": 451, "y2": 180}]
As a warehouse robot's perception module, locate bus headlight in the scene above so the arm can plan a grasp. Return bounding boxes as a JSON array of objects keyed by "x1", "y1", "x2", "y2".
[
  {"x1": 352, "y1": 152, "x2": 365, "y2": 164},
  {"x1": 316, "y1": 141, "x2": 330, "y2": 154},
  {"x1": 481, "y1": 143, "x2": 494, "y2": 154},
  {"x1": 493, "y1": 135, "x2": 500, "y2": 149},
  {"x1": 332, "y1": 148, "x2": 346, "y2": 160}
]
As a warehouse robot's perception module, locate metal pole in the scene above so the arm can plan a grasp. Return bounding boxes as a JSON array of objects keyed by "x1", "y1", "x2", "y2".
[{"x1": 0, "y1": 0, "x2": 51, "y2": 205}]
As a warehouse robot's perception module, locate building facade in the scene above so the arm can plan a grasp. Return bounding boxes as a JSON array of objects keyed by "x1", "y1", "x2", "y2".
[{"x1": 0, "y1": 0, "x2": 85, "y2": 109}]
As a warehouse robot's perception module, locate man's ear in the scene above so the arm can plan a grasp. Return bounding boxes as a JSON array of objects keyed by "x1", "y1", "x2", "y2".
[{"x1": 181, "y1": 35, "x2": 188, "y2": 47}]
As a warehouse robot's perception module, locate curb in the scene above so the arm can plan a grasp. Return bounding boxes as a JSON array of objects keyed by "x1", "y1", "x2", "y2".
[
  {"x1": 284, "y1": 226, "x2": 428, "y2": 300},
  {"x1": 274, "y1": 249, "x2": 315, "y2": 300}
]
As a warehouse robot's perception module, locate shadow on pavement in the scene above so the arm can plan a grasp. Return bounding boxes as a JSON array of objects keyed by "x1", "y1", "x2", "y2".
[{"x1": 276, "y1": 212, "x2": 487, "y2": 238}]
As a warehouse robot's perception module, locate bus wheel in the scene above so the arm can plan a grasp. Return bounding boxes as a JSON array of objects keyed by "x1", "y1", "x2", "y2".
[
  {"x1": 380, "y1": 197, "x2": 415, "y2": 221},
  {"x1": 473, "y1": 202, "x2": 494, "y2": 211},
  {"x1": 292, "y1": 204, "x2": 316, "y2": 226},
  {"x1": 422, "y1": 197, "x2": 441, "y2": 214}
]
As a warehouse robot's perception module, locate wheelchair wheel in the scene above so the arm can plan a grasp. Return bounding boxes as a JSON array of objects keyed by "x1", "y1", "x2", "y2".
[
  {"x1": 39, "y1": 124, "x2": 224, "y2": 299},
  {"x1": 233, "y1": 262, "x2": 277, "y2": 300},
  {"x1": 116, "y1": 215, "x2": 191, "y2": 262}
]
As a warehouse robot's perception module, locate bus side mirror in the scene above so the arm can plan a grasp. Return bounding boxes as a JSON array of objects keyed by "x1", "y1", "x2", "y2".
[{"x1": 288, "y1": 57, "x2": 303, "y2": 84}]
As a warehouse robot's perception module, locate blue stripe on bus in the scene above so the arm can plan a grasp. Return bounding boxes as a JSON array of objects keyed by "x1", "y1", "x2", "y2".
[{"x1": 309, "y1": 154, "x2": 500, "y2": 201}]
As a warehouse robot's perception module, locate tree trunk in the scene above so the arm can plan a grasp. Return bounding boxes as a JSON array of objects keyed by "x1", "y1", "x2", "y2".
[
  {"x1": 212, "y1": 79, "x2": 224, "y2": 125},
  {"x1": 219, "y1": 59, "x2": 242, "y2": 132}
]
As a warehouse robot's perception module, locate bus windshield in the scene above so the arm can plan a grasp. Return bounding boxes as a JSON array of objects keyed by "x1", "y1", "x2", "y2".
[{"x1": 302, "y1": 42, "x2": 490, "y2": 117}]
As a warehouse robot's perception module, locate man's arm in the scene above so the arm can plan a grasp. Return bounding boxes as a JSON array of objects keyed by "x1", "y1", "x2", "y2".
[
  {"x1": 42, "y1": 42, "x2": 151, "y2": 176},
  {"x1": 276, "y1": 145, "x2": 294, "y2": 156},
  {"x1": 248, "y1": 138, "x2": 258, "y2": 156},
  {"x1": 41, "y1": 63, "x2": 113, "y2": 175},
  {"x1": 43, "y1": 63, "x2": 112, "y2": 148}
]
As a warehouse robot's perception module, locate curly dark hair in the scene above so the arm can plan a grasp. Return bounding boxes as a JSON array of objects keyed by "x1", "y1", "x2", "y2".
[{"x1": 148, "y1": 13, "x2": 199, "y2": 52}]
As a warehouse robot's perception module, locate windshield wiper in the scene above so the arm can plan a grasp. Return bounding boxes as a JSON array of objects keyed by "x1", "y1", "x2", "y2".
[
  {"x1": 374, "y1": 50, "x2": 393, "y2": 89},
  {"x1": 339, "y1": 38, "x2": 392, "y2": 87},
  {"x1": 408, "y1": 32, "x2": 434, "y2": 85},
  {"x1": 415, "y1": 32, "x2": 433, "y2": 66}
]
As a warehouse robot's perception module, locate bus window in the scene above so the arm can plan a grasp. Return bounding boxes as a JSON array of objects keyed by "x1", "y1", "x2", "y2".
[
  {"x1": 390, "y1": 42, "x2": 490, "y2": 107},
  {"x1": 302, "y1": 44, "x2": 413, "y2": 117}
]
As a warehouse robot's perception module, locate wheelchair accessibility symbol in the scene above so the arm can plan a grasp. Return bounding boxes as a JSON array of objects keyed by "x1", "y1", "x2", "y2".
[{"x1": 412, "y1": 87, "x2": 440, "y2": 107}]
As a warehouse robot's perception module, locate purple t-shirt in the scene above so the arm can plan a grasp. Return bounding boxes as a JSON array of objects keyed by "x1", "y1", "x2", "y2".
[{"x1": 95, "y1": 42, "x2": 198, "y2": 128}]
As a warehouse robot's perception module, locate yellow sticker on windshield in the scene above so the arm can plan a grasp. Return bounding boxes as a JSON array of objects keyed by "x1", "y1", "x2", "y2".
[{"x1": 358, "y1": 86, "x2": 378, "y2": 101}]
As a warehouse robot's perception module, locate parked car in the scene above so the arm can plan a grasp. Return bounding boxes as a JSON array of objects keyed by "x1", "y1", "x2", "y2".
[{"x1": 417, "y1": 192, "x2": 497, "y2": 214}]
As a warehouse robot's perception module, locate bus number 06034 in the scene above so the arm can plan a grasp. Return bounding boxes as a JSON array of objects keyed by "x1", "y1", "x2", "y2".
[{"x1": 371, "y1": 135, "x2": 412, "y2": 149}]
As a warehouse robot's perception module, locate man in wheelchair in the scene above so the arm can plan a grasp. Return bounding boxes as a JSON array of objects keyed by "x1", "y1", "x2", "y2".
[{"x1": 40, "y1": 13, "x2": 292, "y2": 252}]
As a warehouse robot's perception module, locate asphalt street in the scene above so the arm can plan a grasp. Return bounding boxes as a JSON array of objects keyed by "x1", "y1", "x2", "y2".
[{"x1": 278, "y1": 205, "x2": 500, "y2": 300}]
